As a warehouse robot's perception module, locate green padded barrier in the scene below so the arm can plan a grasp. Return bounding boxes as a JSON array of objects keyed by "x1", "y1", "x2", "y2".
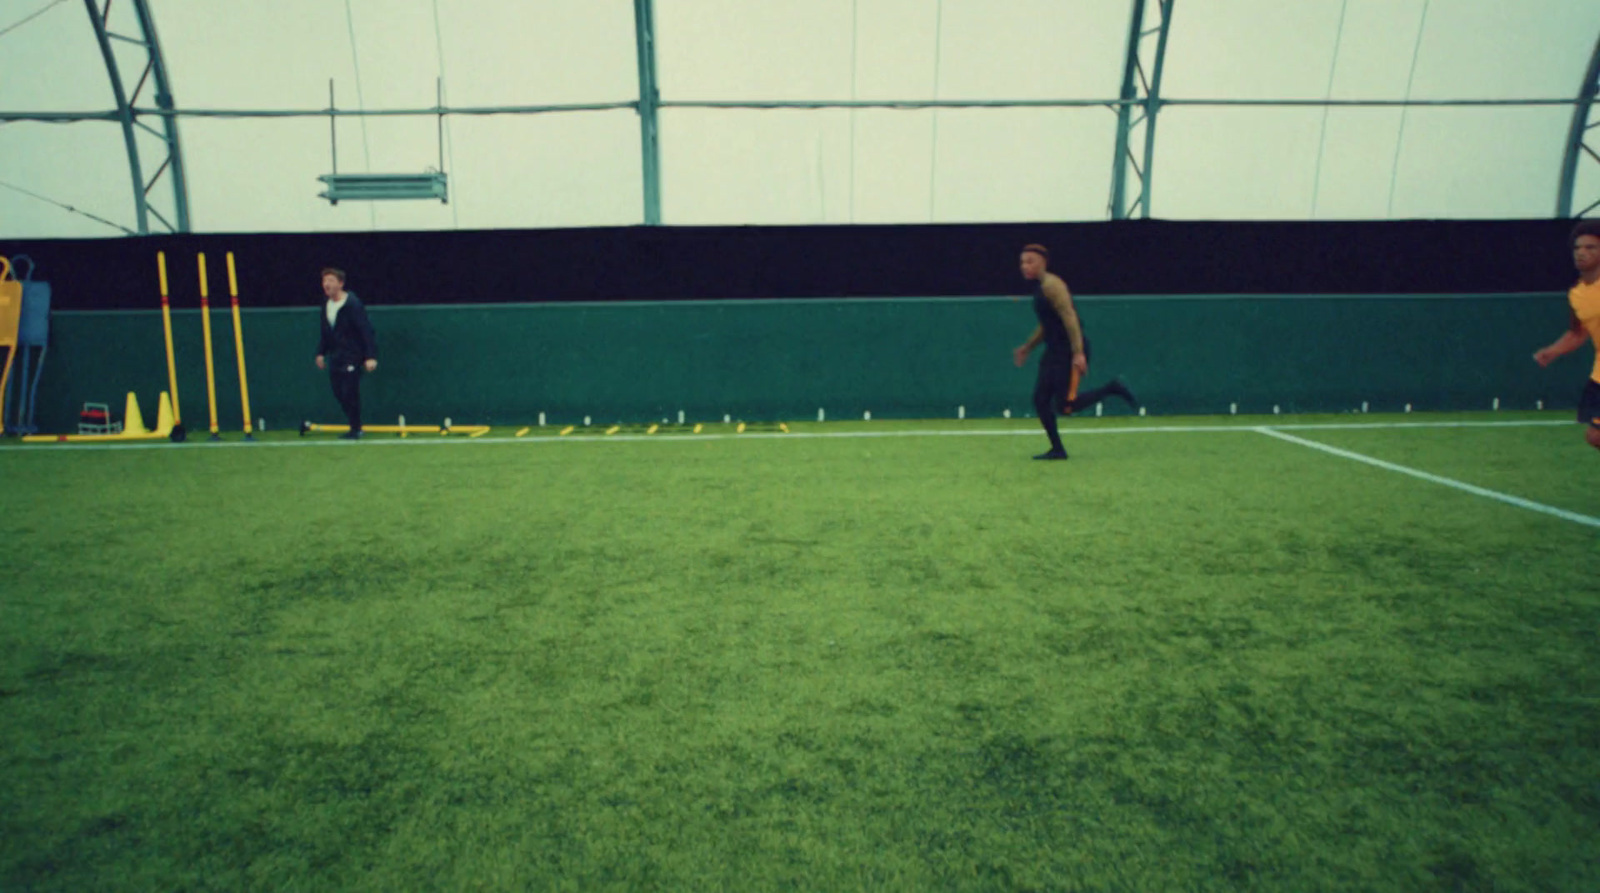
[{"x1": 23, "y1": 293, "x2": 1574, "y2": 434}]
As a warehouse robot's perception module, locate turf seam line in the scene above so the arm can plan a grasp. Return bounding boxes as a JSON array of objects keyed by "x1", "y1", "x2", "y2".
[
  {"x1": 0, "y1": 418, "x2": 1574, "y2": 453},
  {"x1": 1254, "y1": 426, "x2": 1600, "y2": 530}
]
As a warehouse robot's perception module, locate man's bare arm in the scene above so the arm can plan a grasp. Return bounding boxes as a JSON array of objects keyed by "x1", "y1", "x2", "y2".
[
  {"x1": 1535, "y1": 312, "x2": 1589, "y2": 366},
  {"x1": 1021, "y1": 325, "x2": 1044, "y2": 352},
  {"x1": 1014, "y1": 325, "x2": 1044, "y2": 366}
]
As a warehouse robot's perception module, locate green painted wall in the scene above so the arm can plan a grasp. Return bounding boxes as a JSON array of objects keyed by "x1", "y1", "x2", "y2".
[{"x1": 16, "y1": 293, "x2": 1581, "y2": 435}]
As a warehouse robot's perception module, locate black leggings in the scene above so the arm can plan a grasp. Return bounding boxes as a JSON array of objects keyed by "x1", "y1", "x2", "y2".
[
  {"x1": 1032, "y1": 339, "x2": 1090, "y2": 421},
  {"x1": 1032, "y1": 358, "x2": 1079, "y2": 422}
]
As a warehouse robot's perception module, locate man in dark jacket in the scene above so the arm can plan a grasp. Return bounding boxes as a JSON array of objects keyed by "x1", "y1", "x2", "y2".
[{"x1": 314, "y1": 267, "x2": 378, "y2": 439}]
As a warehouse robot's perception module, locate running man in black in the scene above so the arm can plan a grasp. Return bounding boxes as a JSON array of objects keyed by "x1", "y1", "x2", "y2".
[{"x1": 1011, "y1": 243, "x2": 1137, "y2": 460}]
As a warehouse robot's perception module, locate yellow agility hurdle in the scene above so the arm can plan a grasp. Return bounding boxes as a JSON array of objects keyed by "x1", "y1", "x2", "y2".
[
  {"x1": 299, "y1": 421, "x2": 491, "y2": 437},
  {"x1": 22, "y1": 391, "x2": 176, "y2": 443}
]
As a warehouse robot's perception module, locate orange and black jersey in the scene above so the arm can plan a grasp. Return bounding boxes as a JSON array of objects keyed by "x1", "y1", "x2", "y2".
[{"x1": 1569, "y1": 278, "x2": 1600, "y2": 385}]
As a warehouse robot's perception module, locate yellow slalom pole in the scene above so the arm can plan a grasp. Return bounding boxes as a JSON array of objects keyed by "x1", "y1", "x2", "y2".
[
  {"x1": 0, "y1": 349, "x2": 11, "y2": 435},
  {"x1": 156, "y1": 252, "x2": 184, "y2": 439},
  {"x1": 197, "y1": 253, "x2": 220, "y2": 440},
  {"x1": 0, "y1": 257, "x2": 17, "y2": 434},
  {"x1": 0, "y1": 350, "x2": 12, "y2": 436},
  {"x1": 226, "y1": 253, "x2": 255, "y2": 440}
]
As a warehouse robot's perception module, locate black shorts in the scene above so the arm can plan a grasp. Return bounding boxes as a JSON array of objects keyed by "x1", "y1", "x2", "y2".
[
  {"x1": 1034, "y1": 338, "x2": 1092, "y2": 410},
  {"x1": 1580, "y1": 379, "x2": 1600, "y2": 427},
  {"x1": 1035, "y1": 354, "x2": 1077, "y2": 398}
]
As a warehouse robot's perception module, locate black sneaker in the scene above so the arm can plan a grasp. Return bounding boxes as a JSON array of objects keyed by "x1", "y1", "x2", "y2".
[
  {"x1": 1033, "y1": 448, "x2": 1068, "y2": 460},
  {"x1": 339, "y1": 430, "x2": 362, "y2": 440}
]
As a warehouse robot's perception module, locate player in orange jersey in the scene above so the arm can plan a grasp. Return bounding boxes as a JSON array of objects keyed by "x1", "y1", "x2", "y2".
[{"x1": 1533, "y1": 220, "x2": 1600, "y2": 451}]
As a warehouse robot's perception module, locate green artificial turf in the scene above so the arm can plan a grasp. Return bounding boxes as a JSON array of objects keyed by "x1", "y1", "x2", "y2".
[{"x1": 2, "y1": 414, "x2": 1596, "y2": 891}]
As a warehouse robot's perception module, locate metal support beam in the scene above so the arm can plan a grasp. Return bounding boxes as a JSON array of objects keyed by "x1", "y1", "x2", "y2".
[
  {"x1": 1109, "y1": 0, "x2": 1175, "y2": 220},
  {"x1": 80, "y1": 0, "x2": 190, "y2": 235},
  {"x1": 131, "y1": 0, "x2": 190, "y2": 232},
  {"x1": 84, "y1": 0, "x2": 148, "y2": 234},
  {"x1": 633, "y1": 0, "x2": 662, "y2": 225},
  {"x1": 1558, "y1": 31, "x2": 1600, "y2": 217},
  {"x1": 6, "y1": 97, "x2": 1584, "y2": 126}
]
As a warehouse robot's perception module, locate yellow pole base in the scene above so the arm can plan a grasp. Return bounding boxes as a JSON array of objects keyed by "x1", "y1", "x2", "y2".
[{"x1": 23, "y1": 393, "x2": 175, "y2": 443}]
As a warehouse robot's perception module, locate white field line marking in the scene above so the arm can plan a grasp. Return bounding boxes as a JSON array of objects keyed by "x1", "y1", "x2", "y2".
[
  {"x1": 0, "y1": 418, "x2": 1573, "y2": 454},
  {"x1": 1255, "y1": 426, "x2": 1600, "y2": 529}
]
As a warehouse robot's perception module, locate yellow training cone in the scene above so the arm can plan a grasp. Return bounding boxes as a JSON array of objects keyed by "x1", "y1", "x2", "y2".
[
  {"x1": 152, "y1": 391, "x2": 174, "y2": 436},
  {"x1": 122, "y1": 392, "x2": 149, "y2": 435}
]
